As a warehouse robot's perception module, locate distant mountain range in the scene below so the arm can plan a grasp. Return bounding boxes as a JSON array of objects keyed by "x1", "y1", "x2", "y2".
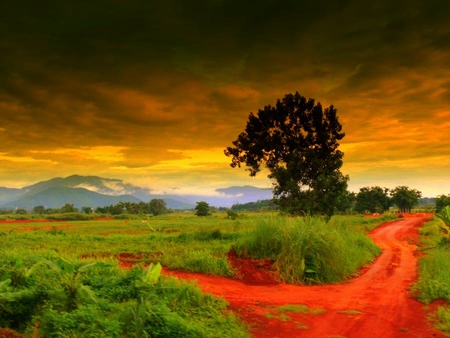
[{"x1": 0, "y1": 175, "x2": 273, "y2": 210}]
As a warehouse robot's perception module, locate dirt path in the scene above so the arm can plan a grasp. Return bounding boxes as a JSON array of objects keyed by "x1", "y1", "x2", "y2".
[{"x1": 166, "y1": 217, "x2": 445, "y2": 338}]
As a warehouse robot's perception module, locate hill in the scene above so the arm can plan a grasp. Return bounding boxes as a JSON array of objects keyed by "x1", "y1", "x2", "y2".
[{"x1": 0, "y1": 175, "x2": 273, "y2": 210}]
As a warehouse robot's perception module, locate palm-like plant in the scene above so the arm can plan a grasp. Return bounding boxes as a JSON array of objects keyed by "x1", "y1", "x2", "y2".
[
  {"x1": 436, "y1": 206, "x2": 450, "y2": 236},
  {"x1": 30, "y1": 257, "x2": 112, "y2": 311}
]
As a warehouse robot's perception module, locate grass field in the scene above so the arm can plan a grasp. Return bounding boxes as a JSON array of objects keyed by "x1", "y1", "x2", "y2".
[{"x1": 0, "y1": 211, "x2": 396, "y2": 337}]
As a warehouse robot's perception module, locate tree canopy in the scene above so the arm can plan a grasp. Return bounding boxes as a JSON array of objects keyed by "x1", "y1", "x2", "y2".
[
  {"x1": 225, "y1": 92, "x2": 348, "y2": 217},
  {"x1": 355, "y1": 186, "x2": 391, "y2": 214},
  {"x1": 149, "y1": 199, "x2": 168, "y2": 216},
  {"x1": 436, "y1": 194, "x2": 450, "y2": 213},
  {"x1": 390, "y1": 186, "x2": 422, "y2": 213},
  {"x1": 195, "y1": 201, "x2": 211, "y2": 217}
]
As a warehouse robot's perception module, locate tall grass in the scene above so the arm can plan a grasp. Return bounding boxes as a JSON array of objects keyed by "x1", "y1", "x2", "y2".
[
  {"x1": 234, "y1": 216, "x2": 381, "y2": 284},
  {"x1": 412, "y1": 217, "x2": 450, "y2": 333}
]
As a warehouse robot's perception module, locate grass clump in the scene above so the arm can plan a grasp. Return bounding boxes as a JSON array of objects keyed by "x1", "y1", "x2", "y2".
[{"x1": 234, "y1": 216, "x2": 381, "y2": 284}]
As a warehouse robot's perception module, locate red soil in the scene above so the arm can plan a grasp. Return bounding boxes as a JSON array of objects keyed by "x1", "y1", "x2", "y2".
[{"x1": 165, "y1": 217, "x2": 446, "y2": 338}]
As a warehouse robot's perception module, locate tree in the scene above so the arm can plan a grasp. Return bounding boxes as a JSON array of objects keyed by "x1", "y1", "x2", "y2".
[
  {"x1": 61, "y1": 203, "x2": 77, "y2": 213},
  {"x1": 224, "y1": 92, "x2": 348, "y2": 217},
  {"x1": 33, "y1": 205, "x2": 46, "y2": 214},
  {"x1": 15, "y1": 208, "x2": 27, "y2": 215},
  {"x1": 195, "y1": 201, "x2": 210, "y2": 216},
  {"x1": 81, "y1": 206, "x2": 93, "y2": 214},
  {"x1": 436, "y1": 194, "x2": 450, "y2": 213},
  {"x1": 355, "y1": 186, "x2": 391, "y2": 214},
  {"x1": 149, "y1": 199, "x2": 168, "y2": 216},
  {"x1": 390, "y1": 186, "x2": 422, "y2": 213}
]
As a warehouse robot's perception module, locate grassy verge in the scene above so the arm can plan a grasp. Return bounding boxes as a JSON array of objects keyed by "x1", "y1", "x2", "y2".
[
  {"x1": 233, "y1": 215, "x2": 386, "y2": 284},
  {"x1": 412, "y1": 216, "x2": 450, "y2": 333}
]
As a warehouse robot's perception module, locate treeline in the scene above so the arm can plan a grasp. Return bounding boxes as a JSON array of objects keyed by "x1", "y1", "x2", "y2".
[
  {"x1": 230, "y1": 199, "x2": 278, "y2": 212},
  {"x1": 228, "y1": 188, "x2": 450, "y2": 214},
  {"x1": 0, "y1": 199, "x2": 173, "y2": 217}
]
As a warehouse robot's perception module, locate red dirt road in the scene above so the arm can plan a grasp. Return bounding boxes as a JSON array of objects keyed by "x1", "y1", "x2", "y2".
[{"x1": 166, "y1": 217, "x2": 446, "y2": 338}]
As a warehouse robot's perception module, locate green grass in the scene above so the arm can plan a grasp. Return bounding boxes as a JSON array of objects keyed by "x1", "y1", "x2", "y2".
[
  {"x1": 233, "y1": 215, "x2": 383, "y2": 284},
  {"x1": 412, "y1": 216, "x2": 450, "y2": 333},
  {"x1": 0, "y1": 211, "x2": 392, "y2": 336}
]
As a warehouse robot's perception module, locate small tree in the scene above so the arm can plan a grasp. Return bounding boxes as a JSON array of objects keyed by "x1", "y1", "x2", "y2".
[
  {"x1": 61, "y1": 203, "x2": 78, "y2": 213},
  {"x1": 33, "y1": 205, "x2": 46, "y2": 214},
  {"x1": 355, "y1": 186, "x2": 391, "y2": 214},
  {"x1": 390, "y1": 186, "x2": 422, "y2": 213},
  {"x1": 195, "y1": 201, "x2": 210, "y2": 217},
  {"x1": 81, "y1": 206, "x2": 94, "y2": 214},
  {"x1": 15, "y1": 208, "x2": 27, "y2": 215},
  {"x1": 149, "y1": 199, "x2": 168, "y2": 216},
  {"x1": 225, "y1": 92, "x2": 348, "y2": 218},
  {"x1": 436, "y1": 194, "x2": 450, "y2": 213}
]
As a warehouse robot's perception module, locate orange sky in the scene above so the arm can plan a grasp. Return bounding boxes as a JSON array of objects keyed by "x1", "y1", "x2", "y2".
[{"x1": 1, "y1": 1, "x2": 450, "y2": 197}]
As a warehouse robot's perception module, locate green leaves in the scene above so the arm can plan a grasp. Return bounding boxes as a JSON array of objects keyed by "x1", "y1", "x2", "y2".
[
  {"x1": 437, "y1": 206, "x2": 450, "y2": 234},
  {"x1": 135, "y1": 263, "x2": 162, "y2": 291},
  {"x1": 29, "y1": 256, "x2": 113, "y2": 311},
  {"x1": 225, "y1": 92, "x2": 348, "y2": 217}
]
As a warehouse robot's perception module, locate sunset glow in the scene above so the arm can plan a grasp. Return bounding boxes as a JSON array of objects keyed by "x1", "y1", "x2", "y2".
[{"x1": 1, "y1": 1, "x2": 449, "y2": 196}]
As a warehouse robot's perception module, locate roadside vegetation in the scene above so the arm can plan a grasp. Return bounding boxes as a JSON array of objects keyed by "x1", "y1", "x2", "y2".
[
  {"x1": 0, "y1": 211, "x2": 397, "y2": 336},
  {"x1": 413, "y1": 206, "x2": 450, "y2": 332},
  {"x1": 234, "y1": 214, "x2": 395, "y2": 284}
]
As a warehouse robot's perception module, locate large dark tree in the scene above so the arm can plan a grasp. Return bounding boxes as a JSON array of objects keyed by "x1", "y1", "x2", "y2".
[
  {"x1": 355, "y1": 186, "x2": 391, "y2": 214},
  {"x1": 390, "y1": 186, "x2": 422, "y2": 213},
  {"x1": 225, "y1": 92, "x2": 348, "y2": 217},
  {"x1": 149, "y1": 199, "x2": 167, "y2": 216},
  {"x1": 436, "y1": 194, "x2": 450, "y2": 213}
]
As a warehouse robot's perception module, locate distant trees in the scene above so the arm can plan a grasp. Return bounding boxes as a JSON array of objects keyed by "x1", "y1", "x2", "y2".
[
  {"x1": 61, "y1": 203, "x2": 78, "y2": 213},
  {"x1": 355, "y1": 187, "x2": 391, "y2": 214},
  {"x1": 390, "y1": 186, "x2": 422, "y2": 213},
  {"x1": 195, "y1": 201, "x2": 211, "y2": 216},
  {"x1": 149, "y1": 199, "x2": 168, "y2": 216},
  {"x1": 225, "y1": 92, "x2": 348, "y2": 218},
  {"x1": 436, "y1": 194, "x2": 450, "y2": 213},
  {"x1": 231, "y1": 199, "x2": 278, "y2": 212},
  {"x1": 15, "y1": 208, "x2": 27, "y2": 215},
  {"x1": 33, "y1": 205, "x2": 46, "y2": 214}
]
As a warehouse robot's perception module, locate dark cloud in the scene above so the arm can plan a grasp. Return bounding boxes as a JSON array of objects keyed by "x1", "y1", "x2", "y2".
[{"x1": 0, "y1": 0, "x2": 450, "y2": 193}]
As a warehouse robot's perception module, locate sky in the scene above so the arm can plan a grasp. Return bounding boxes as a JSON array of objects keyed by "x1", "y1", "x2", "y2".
[{"x1": 1, "y1": 0, "x2": 450, "y2": 197}]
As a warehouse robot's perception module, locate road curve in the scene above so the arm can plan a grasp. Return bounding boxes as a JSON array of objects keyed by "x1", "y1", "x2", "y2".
[{"x1": 166, "y1": 218, "x2": 445, "y2": 338}]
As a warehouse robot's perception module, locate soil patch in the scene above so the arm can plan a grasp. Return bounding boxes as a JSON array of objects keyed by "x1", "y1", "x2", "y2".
[{"x1": 227, "y1": 250, "x2": 279, "y2": 285}]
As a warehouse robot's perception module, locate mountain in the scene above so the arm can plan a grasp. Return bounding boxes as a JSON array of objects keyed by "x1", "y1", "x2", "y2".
[
  {"x1": 0, "y1": 187, "x2": 141, "y2": 210},
  {"x1": 0, "y1": 187, "x2": 23, "y2": 204},
  {"x1": 21, "y1": 174, "x2": 152, "y2": 199},
  {"x1": 0, "y1": 175, "x2": 273, "y2": 210}
]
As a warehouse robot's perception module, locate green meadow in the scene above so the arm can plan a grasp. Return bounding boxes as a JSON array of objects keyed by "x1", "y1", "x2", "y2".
[{"x1": 0, "y1": 212, "x2": 402, "y2": 337}]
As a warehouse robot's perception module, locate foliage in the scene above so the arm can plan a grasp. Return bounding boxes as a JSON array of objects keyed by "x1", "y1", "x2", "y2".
[
  {"x1": 225, "y1": 92, "x2": 348, "y2": 218},
  {"x1": 436, "y1": 194, "x2": 450, "y2": 213},
  {"x1": 15, "y1": 208, "x2": 27, "y2": 215},
  {"x1": 234, "y1": 216, "x2": 381, "y2": 284},
  {"x1": 61, "y1": 203, "x2": 78, "y2": 213},
  {"x1": 355, "y1": 186, "x2": 391, "y2": 214},
  {"x1": 149, "y1": 199, "x2": 168, "y2": 216},
  {"x1": 195, "y1": 201, "x2": 211, "y2": 217},
  {"x1": 231, "y1": 199, "x2": 278, "y2": 212},
  {"x1": 0, "y1": 258, "x2": 250, "y2": 338},
  {"x1": 29, "y1": 257, "x2": 112, "y2": 311},
  {"x1": 390, "y1": 186, "x2": 422, "y2": 213}
]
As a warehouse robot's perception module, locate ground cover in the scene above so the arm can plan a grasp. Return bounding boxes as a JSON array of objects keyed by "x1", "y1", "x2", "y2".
[
  {"x1": 167, "y1": 215, "x2": 444, "y2": 337},
  {"x1": 0, "y1": 212, "x2": 425, "y2": 337}
]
